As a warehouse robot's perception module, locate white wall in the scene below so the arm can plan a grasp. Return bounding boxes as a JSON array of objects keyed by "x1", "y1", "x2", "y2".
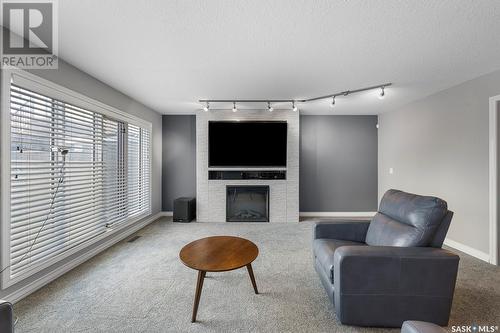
[{"x1": 378, "y1": 69, "x2": 500, "y2": 257}]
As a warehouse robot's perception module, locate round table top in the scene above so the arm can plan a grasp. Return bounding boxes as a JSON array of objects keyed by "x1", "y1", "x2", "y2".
[{"x1": 179, "y1": 236, "x2": 259, "y2": 272}]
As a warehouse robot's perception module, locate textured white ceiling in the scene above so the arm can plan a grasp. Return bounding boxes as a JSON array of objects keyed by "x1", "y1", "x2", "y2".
[{"x1": 57, "y1": 0, "x2": 500, "y2": 115}]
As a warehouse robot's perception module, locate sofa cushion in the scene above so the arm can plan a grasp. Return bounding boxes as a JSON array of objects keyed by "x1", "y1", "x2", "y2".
[
  {"x1": 401, "y1": 321, "x2": 447, "y2": 333},
  {"x1": 366, "y1": 189, "x2": 448, "y2": 247},
  {"x1": 313, "y1": 239, "x2": 365, "y2": 283}
]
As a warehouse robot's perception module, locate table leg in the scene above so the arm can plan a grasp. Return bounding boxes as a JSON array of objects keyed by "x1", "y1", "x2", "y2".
[
  {"x1": 192, "y1": 270, "x2": 206, "y2": 322},
  {"x1": 246, "y1": 263, "x2": 259, "y2": 294}
]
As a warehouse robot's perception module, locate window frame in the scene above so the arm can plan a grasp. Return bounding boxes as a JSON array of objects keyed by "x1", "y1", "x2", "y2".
[{"x1": 0, "y1": 69, "x2": 152, "y2": 288}]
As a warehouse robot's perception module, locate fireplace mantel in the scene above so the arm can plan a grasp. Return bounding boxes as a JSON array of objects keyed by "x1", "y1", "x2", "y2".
[{"x1": 196, "y1": 110, "x2": 299, "y2": 223}]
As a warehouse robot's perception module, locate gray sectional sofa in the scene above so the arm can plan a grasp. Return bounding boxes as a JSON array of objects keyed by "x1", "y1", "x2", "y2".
[
  {"x1": 0, "y1": 300, "x2": 13, "y2": 333},
  {"x1": 313, "y1": 189, "x2": 459, "y2": 327}
]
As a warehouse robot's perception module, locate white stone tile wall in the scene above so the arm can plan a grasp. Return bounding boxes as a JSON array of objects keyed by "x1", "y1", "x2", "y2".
[{"x1": 196, "y1": 109, "x2": 299, "y2": 222}]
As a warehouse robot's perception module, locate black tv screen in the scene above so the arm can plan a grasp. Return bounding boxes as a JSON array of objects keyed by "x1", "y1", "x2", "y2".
[{"x1": 209, "y1": 121, "x2": 287, "y2": 167}]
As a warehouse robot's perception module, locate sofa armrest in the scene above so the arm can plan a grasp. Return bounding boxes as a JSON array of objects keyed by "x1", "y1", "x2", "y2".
[
  {"x1": 0, "y1": 300, "x2": 13, "y2": 333},
  {"x1": 333, "y1": 246, "x2": 459, "y2": 326},
  {"x1": 334, "y1": 246, "x2": 459, "y2": 295},
  {"x1": 313, "y1": 221, "x2": 370, "y2": 242}
]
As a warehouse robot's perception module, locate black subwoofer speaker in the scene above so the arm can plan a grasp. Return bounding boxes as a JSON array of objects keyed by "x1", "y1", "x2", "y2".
[{"x1": 173, "y1": 197, "x2": 196, "y2": 222}]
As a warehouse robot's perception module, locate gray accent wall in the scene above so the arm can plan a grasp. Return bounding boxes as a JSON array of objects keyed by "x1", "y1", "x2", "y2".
[
  {"x1": 300, "y1": 115, "x2": 378, "y2": 212},
  {"x1": 378, "y1": 69, "x2": 500, "y2": 256},
  {"x1": 162, "y1": 115, "x2": 196, "y2": 211}
]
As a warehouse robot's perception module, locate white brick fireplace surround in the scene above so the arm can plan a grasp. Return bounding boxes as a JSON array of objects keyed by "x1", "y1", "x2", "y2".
[{"x1": 196, "y1": 110, "x2": 299, "y2": 222}]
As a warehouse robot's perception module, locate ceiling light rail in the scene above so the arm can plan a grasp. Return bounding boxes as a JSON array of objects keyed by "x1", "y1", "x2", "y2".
[
  {"x1": 302, "y1": 82, "x2": 391, "y2": 102},
  {"x1": 198, "y1": 82, "x2": 391, "y2": 110}
]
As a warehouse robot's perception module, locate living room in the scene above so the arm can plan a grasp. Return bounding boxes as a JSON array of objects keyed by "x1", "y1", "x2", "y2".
[{"x1": 0, "y1": 1, "x2": 499, "y2": 332}]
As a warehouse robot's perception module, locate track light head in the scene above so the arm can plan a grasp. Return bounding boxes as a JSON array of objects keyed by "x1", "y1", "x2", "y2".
[
  {"x1": 378, "y1": 86, "x2": 386, "y2": 99},
  {"x1": 232, "y1": 102, "x2": 237, "y2": 112},
  {"x1": 330, "y1": 96, "x2": 336, "y2": 108},
  {"x1": 268, "y1": 102, "x2": 273, "y2": 112},
  {"x1": 292, "y1": 101, "x2": 298, "y2": 112},
  {"x1": 203, "y1": 102, "x2": 209, "y2": 112}
]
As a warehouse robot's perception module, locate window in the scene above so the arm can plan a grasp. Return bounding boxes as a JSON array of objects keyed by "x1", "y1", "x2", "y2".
[
  {"x1": 5, "y1": 77, "x2": 151, "y2": 282},
  {"x1": 127, "y1": 124, "x2": 151, "y2": 219}
]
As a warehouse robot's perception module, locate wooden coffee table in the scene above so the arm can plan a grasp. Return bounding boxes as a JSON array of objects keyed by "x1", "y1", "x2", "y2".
[{"x1": 179, "y1": 236, "x2": 259, "y2": 322}]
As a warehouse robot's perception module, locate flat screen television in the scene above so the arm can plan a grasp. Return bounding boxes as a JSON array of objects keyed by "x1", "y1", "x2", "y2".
[{"x1": 208, "y1": 121, "x2": 287, "y2": 167}]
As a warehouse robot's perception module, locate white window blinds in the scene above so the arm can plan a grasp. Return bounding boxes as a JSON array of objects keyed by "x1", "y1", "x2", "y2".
[
  {"x1": 127, "y1": 124, "x2": 151, "y2": 219},
  {"x1": 8, "y1": 83, "x2": 151, "y2": 279}
]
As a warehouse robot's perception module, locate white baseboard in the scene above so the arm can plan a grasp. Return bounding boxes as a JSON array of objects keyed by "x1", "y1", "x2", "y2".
[
  {"x1": 299, "y1": 211, "x2": 377, "y2": 218},
  {"x1": 444, "y1": 238, "x2": 490, "y2": 263},
  {"x1": 159, "y1": 211, "x2": 173, "y2": 216},
  {"x1": 3, "y1": 212, "x2": 163, "y2": 303}
]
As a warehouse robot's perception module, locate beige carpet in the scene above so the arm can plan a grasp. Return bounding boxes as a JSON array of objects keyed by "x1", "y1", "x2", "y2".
[{"x1": 13, "y1": 217, "x2": 500, "y2": 332}]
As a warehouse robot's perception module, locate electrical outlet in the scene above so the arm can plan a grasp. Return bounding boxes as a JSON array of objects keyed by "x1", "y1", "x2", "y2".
[{"x1": 389, "y1": 167, "x2": 394, "y2": 174}]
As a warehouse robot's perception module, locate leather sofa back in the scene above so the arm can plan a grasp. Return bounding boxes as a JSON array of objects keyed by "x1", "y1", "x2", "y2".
[
  {"x1": 366, "y1": 189, "x2": 449, "y2": 247},
  {"x1": 0, "y1": 300, "x2": 13, "y2": 333},
  {"x1": 430, "y1": 210, "x2": 453, "y2": 248}
]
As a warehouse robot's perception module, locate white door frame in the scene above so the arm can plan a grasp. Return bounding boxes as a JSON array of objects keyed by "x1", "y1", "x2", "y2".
[{"x1": 489, "y1": 95, "x2": 500, "y2": 265}]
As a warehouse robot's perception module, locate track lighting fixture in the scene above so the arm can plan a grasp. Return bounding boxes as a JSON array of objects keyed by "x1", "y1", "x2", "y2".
[
  {"x1": 330, "y1": 96, "x2": 336, "y2": 108},
  {"x1": 378, "y1": 86, "x2": 385, "y2": 99},
  {"x1": 198, "y1": 82, "x2": 391, "y2": 112}
]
